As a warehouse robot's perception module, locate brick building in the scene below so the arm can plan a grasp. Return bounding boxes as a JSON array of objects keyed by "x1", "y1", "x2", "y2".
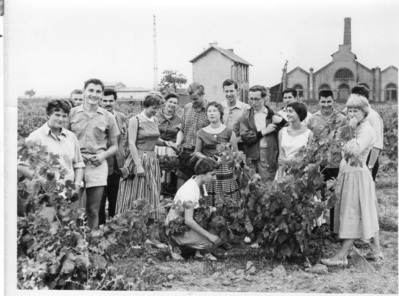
[{"x1": 280, "y1": 18, "x2": 397, "y2": 102}]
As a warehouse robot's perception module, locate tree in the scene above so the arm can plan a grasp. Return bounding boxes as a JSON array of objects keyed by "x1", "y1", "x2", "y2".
[
  {"x1": 25, "y1": 89, "x2": 36, "y2": 98},
  {"x1": 158, "y1": 70, "x2": 187, "y2": 94}
]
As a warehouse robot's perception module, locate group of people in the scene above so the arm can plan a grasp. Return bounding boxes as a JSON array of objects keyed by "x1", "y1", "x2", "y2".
[{"x1": 18, "y1": 77, "x2": 384, "y2": 266}]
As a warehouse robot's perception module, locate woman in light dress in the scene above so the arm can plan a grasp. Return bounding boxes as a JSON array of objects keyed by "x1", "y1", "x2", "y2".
[
  {"x1": 321, "y1": 94, "x2": 382, "y2": 266},
  {"x1": 275, "y1": 102, "x2": 313, "y2": 182}
]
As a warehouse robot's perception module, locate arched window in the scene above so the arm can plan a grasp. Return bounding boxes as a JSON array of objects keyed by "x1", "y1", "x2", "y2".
[
  {"x1": 319, "y1": 84, "x2": 331, "y2": 90},
  {"x1": 338, "y1": 84, "x2": 350, "y2": 101},
  {"x1": 385, "y1": 83, "x2": 397, "y2": 101},
  {"x1": 334, "y1": 68, "x2": 354, "y2": 80},
  {"x1": 293, "y1": 84, "x2": 304, "y2": 98}
]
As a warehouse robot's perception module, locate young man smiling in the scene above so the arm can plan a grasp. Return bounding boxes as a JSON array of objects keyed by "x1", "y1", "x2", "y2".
[{"x1": 69, "y1": 79, "x2": 120, "y2": 229}]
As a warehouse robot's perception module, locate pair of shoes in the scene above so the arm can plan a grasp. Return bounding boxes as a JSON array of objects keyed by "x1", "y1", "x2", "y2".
[
  {"x1": 204, "y1": 253, "x2": 217, "y2": 261},
  {"x1": 220, "y1": 242, "x2": 233, "y2": 250},
  {"x1": 320, "y1": 257, "x2": 348, "y2": 267},
  {"x1": 144, "y1": 239, "x2": 167, "y2": 249},
  {"x1": 244, "y1": 236, "x2": 251, "y2": 244},
  {"x1": 250, "y1": 242, "x2": 260, "y2": 249},
  {"x1": 364, "y1": 251, "x2": 384, "y2": 261}
]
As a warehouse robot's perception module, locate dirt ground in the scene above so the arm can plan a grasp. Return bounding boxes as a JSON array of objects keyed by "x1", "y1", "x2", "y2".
[{"x1": 113, "y1": 163, "x2": 398, "y2": 293}]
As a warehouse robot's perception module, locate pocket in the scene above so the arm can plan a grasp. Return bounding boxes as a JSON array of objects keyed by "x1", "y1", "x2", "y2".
[
  {"x1": 94, "y1": 123, "x2": 108, "y2": 142},
  {"x1": 71, "y1": 122, "x2": 85, "y2": 139}
]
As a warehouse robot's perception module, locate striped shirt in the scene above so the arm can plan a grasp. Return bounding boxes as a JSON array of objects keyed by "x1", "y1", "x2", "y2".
[{"x1": 179, "y1": 102, "x2": 210, "y2": 149}]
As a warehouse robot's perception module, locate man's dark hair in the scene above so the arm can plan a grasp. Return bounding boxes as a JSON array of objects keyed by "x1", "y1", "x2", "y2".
[
  {"x1": 287, "y1": 102, "x2": 307, "y2": 122},
  {"x1": 70, "y1": 89, "x2": 82, "y2": 97},
  {"x1": 195, "y1": 158, "x2": 220, "y2": 175},
  {"x1": 143, "y1": 93, "x2": 163, "y2": 108},
  {"x1": 249, "y1": 85, "x2": 267, "y2": 98},
  {"x1": 46, "y1": 99, "x2": 71, "y2": 116},
  {"x1": 206, "y1": 101, "x2": 224, "y2": 122},
  {"x1": 318, "y1": 90, "x2": 334, "y2": 100},
  {"x1": 351, "y1": 85, "x2": 369, "y2": 99},
  {"x1": 84, "y1": 78, "x2": 105, "y2": 91},
  {"x1": 222, "y1": 79, "x2": 238, "y2": 90},
  {"x1": 164, "y1": 92, "x2": 180, "y2": 101},
  {"x1": 187, "y1": 82, "x2": 205, "y2": 96},
  {"x1": 282, "y1": 88, "x2": 297, "y2": 98},
  {"x1": 104, "y1": 89, "x2": 117, "y2": 101}
]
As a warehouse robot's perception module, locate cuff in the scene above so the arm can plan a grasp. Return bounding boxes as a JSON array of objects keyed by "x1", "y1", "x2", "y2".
[
  {"x1": 256, "y1": 131, "x2": 263, "y2": 140},
  {"x1": 73, "y1": 162, "x2": 86, "y2": 169}
]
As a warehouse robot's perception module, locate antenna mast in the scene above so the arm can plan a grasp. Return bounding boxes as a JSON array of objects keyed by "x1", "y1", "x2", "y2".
[{"x1": 153, "y1": 15, "x2": 158, "y2": 90}]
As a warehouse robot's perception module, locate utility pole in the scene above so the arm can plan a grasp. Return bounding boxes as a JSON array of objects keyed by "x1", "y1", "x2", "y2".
[{"x1": 153, "y1": 15, "x2": 158, "y2": 90}]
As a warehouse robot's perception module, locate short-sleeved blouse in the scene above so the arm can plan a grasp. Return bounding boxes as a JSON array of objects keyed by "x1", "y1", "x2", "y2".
[
  {"x1": 196, "y1": 127, "x2": 233, "y2": 157},
  {"x1": 134, "y1": 113, "x2": 160, "y2": 151},
  {"x1": 155, "y1": 111, "x2": 182, "y2": 142}
]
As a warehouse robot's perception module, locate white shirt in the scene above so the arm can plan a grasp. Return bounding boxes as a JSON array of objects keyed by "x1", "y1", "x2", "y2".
[
  {"x1": 366, "y1": 107, "x2": 384, "y2": 150},
  {"x1": 221, "y1": 100, "x2": 250, "y2": 131},
  {"x1": 254, "y1": 106, "x2": 268, "y2": 148}
]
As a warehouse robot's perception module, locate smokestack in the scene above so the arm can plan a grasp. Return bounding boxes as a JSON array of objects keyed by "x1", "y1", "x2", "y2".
[{"x1": 344, "y1": 17, "x2": 351, "y2": 50}]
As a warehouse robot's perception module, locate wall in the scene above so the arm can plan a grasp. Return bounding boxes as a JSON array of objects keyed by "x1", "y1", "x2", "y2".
[
  {"x1": 380, "y1": 67, "x2": 398, "y2": 101},
  {"x1": 287, "y1": 69, "x2": 309, "y2": 100},
  {"x1": 192, "y1": 49, "x2": 234, "y2": 103}
]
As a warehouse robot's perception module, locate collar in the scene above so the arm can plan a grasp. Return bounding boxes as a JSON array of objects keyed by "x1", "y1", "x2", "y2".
[
  {"x1": 314, "y1": 109, "x2": 337, "y2": 117},
  {"x1": 76, "y1": 104, "x2": 104, "y2": 115},
  {"x1": 224, "y1": 99, "x2": 245, "y2": 110},
  {"x1": 254, "y1": 106, "x2": 268, "y2": 114},
  {"x1": 43, "y1": 122, "x2": 67, "y2": 139}
]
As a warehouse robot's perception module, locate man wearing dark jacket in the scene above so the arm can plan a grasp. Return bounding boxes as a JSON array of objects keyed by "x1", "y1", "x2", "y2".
[{"x1": 238, "y1": 85, "x2": 287, "y2": 181}]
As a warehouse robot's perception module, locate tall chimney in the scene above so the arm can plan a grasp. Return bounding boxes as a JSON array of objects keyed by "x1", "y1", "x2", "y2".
[{"x1": 343, "y1": 17, "x2": 351, "y2": 50}]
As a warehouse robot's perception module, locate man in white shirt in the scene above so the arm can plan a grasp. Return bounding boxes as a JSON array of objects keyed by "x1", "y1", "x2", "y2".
[
  {"x1": 351, "y1": 85, "x2": 384, "y2": 181},
  {"x1": 220, "y1": 79, "x2": 250, "y2": 143},
  {"x1": 278, "y1": 88, "x2": 312, "y2": 127}
]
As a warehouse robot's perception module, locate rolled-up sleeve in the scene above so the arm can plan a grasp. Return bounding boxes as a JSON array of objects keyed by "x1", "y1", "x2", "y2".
[{"x1": 72, "y1": 135, "x2": 85, "y2": 169}]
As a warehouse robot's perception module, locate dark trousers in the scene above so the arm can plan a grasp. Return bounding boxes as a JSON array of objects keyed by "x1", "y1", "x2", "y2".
[
  {"x1": 99, "y1": 162, "x2": 121, "y2": 225},
  {"x1": 321, "y1": 167, "x2": 340, "y2": 232},
  {"x1": 366, "y1": 152, "x2": 380, "y2": 182}
]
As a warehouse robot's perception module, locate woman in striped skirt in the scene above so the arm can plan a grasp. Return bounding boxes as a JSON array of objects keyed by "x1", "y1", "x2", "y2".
[{"x1": 116, "y1": 93, "x2": 171, "y2": 246}]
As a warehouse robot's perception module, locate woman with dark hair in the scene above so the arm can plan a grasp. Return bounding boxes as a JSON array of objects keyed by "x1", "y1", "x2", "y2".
[
  {"x1": 193, "y1": 101, "x2": 240, "y2": 207},
  {"x1": 165, "y1": 158, "x2": 222, "y2": 261},
  {"x1": 275, "y1": 102, "x2": 313, "y2": 182},
  {"x1": 116, "y1": 93, "x2": 171, "y2": 247},
  {"x1": 155, "y1": 92, "x2": 182, "y2": 189},
  {"x1": 321, "y1": 95, "x2": 382, "y2": 266}
]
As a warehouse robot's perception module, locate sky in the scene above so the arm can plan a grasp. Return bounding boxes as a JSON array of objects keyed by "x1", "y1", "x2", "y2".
[{"x1": 5, "y1": 0, "x2": 399, "y2": 98}]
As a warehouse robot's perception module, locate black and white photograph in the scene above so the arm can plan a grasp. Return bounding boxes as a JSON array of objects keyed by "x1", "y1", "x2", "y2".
[{"x1": 4, "y1": 0, "x2": 399, "y2": 294}]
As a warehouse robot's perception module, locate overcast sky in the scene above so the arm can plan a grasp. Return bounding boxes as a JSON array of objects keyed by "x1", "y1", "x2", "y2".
[{"x1": 6, "y1": 0, "x2": 399, "y2": 98}]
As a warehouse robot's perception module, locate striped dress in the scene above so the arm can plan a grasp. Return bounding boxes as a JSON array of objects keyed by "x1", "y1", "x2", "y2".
[
  {"x1": 196, "y1": 126, "x2": 240, "y2": 206},
  {"x1": 116, "y1": 113, "x2": 162, "y2": 220}
]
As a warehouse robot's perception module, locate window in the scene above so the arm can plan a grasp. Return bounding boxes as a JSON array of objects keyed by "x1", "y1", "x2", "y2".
[
  {"x1": 293, "y1": 84, "x2": 304, "y2": 98},
  {"x1": 334, "y1": 68, "x2": 354, "y2": 80},
  {"x1": 338, "y1": 83, "x2": 350, "y2": 101},
  {"x1": 385, "y1": 83, "x2": 397, "y2": 101},
  {"x1": 319, "y1": 84, "x2": 331, "y2": 90}
]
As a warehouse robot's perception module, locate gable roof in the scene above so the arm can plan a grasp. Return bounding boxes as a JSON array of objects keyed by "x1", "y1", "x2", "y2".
[
  {"x1": 381, "y1": 65, "x2": 398, "y2": 73},
  {"x1": 287, "y1": 66, "x2": 309, "y2": 76},
  {"x1": 189, "y1": 45, "x2": 252, "y2": 66}
]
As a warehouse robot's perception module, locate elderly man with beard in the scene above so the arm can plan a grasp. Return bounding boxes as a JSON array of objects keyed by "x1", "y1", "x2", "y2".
[
  {"x1": 308, "y1": 90, "x2": 346, "y2": 232},
  {"x1": 69, "y1": 79, "x2": 120, "y2": 229},
  {"x1": 174, "y1": 82, "x2": 209, "y2": 190},
  {"x1": 98, "y1": 88, "x2": 127, "y2": 225}
]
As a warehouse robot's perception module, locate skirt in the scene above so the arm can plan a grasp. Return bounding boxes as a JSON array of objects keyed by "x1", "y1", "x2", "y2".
[
  {"x1": 115, "y1": 154, "x2": 161, "y2": 220},
  {"x1": 333, "y1": 166, "x2": 379, "y2": 241},
  {"x1": 204, "y1": 163, "x2": 240, "y2": 207}
]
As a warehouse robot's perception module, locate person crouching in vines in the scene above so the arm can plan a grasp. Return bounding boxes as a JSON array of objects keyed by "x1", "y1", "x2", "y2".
[
  {"x1": 321, "y1": 94, "x2": 382, "y2": 267},
  {"x1": 165, "y1": 158, "x2": 222, "y2": 261}
]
